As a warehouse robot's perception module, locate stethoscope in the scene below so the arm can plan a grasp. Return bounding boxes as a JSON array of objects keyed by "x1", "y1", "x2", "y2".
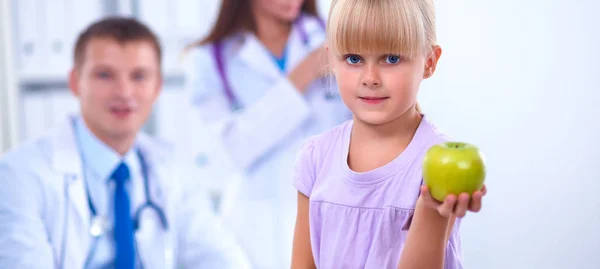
[
  {"x1": 211, "y1": 14, "x2": 338, "y2": 112},
  {"x1": 58, "y1": 117, "x2": 173, "y2": 268}
]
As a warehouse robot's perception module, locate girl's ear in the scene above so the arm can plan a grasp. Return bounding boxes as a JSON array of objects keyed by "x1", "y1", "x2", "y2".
[{"x1": 424, "y1": 45, "x2": 442, "y2": 79}]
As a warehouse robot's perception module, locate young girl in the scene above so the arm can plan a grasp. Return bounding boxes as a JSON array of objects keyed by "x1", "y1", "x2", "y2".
[{"x1": 291, "y1": 0, "x2": 487, "y2": 268}]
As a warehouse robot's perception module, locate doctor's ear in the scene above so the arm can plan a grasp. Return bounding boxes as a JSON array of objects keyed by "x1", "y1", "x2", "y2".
[
  {"x1": 152, "y1": 76, "x2": 164, "y2": 99},
  {"x1": 68, "y1": 68, "x2": 81, "y2": 97}
]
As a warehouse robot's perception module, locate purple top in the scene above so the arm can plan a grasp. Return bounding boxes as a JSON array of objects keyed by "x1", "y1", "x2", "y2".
[{"x1": 293, "y1": 117, "x2": 463, "y2": 269}]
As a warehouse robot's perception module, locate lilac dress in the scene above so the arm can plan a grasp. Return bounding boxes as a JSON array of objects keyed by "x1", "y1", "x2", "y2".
[{"x1": 293, "y1": 116, "x2": 463, "y2": 269}]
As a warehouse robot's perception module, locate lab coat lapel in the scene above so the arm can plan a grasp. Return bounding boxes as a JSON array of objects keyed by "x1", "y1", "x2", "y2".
[
  {"x1": 134, "y1": 135, "x2": 175, "y2": 268},
  {"x1": 238, "y1": 33, "x2": 282, "y2": 79},
  {"x1": 50, "y1": 115, "x2": 91, "y2": 267},
  {"x1": 51, "y1": 116, "x2": 90, "y2": 230},
  {"x1": 136, "y1": 134, "x2": 171, "y2": 210}
]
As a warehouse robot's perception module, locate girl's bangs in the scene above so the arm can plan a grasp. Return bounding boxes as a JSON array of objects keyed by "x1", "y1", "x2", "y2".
[{"x1": 327, "y1": 0, "x2": 427, "y2": 58}]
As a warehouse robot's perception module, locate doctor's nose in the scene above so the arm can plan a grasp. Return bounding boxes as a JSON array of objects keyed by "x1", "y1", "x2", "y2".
[{"x1": 114, "y1": 78, "x2": 135, "y2": 97}]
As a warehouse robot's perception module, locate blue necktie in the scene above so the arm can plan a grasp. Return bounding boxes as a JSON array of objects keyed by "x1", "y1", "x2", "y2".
[{"x1": 111, "y1": 162, "x2": 135, "y2": 269}]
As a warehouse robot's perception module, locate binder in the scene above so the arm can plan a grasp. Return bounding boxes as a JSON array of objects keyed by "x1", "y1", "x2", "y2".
[
  {"x1": 68, "y1": 0, "x2": 103, "y2": 35},
  {"x1": 136, "y1": 0, "x2": 170, "y2": 69},
  {"x1": 42, "y1": 0, "x2": 70, "y2": 78},
  {"x1": 66, "y1": 0, "x2": 103, "y2": 56},
  {"x1": 14, "y1": 0, "x2": 43, "y2": 78}
]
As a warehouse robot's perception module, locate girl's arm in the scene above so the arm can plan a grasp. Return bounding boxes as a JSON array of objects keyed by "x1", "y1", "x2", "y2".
[
  {"x1": 291, "y1": 192, "x2": 316, "y2": 269},
  {"x1": 396, "y1": 197, "x2": 454, "y2": 269},
  {"x1": 397, "y1": 185, "x2": 486, "y2": 269}
]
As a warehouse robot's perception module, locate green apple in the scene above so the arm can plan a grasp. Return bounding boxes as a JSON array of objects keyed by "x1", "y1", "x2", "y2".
[{"x1": 422, "y1": 142, "x2": 486, "y2": 202}]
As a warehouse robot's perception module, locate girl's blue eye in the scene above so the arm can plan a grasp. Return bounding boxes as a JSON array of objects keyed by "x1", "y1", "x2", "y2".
[
  {"x1": 386, "y1": 55, "x2": 401, "y2": 64},
  {"x1": 345, "y1": 55, "x2": 362, "y2": 64}
]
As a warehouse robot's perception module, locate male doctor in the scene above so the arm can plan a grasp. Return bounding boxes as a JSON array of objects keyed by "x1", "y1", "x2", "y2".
[{"x1": 0, "y1": 17, "x2": 250, "y2": 268}]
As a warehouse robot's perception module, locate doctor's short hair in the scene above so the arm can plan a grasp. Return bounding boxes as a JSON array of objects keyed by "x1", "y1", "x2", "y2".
[{"x1": 73, "y1": 16, "x2": 162, "y2": 68}]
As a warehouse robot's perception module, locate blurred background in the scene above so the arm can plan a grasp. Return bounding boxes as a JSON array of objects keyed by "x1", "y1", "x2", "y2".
[{"x1": 0, "y1": 0, "x2": 599, "y2": 268}]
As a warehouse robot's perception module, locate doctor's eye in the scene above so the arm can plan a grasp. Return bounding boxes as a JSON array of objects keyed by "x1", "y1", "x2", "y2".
[
  {"x1": 96, "y1": 71, "x2": 112, "y2": 80},
  {"x1": 344, "y1": 54, "x2": 362, "y2": 65},
  {"x1": 132, "y1": 72, "x2": 147, "y2": 81}
]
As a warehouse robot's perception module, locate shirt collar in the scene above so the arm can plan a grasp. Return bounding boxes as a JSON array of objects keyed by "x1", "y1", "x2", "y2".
[{"x1": 74, "y1": 115, "x2": 139, "y2": 181}]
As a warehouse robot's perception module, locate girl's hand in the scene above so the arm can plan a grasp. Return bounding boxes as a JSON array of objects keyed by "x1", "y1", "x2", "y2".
[{"x1": 419, "y1": 184, "x2": 487, "y2": 218}]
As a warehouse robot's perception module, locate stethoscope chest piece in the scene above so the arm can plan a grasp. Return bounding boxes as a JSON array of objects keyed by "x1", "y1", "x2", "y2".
[
  {"x1": 324, "y1": 91, "x2": 338, "y2": 101},
  {"x1": 89, "y1": 216, "x2": 109, "y2": 238}
]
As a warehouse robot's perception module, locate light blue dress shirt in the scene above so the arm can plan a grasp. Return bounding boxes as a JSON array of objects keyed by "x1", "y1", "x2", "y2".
[{"x1": 73, "y1": 116, "x2": 145, "y2": 268}]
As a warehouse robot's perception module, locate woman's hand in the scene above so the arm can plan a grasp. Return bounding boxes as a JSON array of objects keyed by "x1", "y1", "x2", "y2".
[
  {"x1": 419, "y1": 184, "x2": 487, "y2": 218},
  {"x1": 288, "y1": 45, "x2": 328, "y2": 93}
]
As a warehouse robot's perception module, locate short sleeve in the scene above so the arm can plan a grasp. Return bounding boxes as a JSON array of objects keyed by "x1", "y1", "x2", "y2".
[{"x1": 292, "y1": 138, "x2": 317, "y2": 197}]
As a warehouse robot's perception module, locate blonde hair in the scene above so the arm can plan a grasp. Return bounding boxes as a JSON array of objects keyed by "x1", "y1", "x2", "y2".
[{"x1": 326, "y1": 0, "x2": 437, "y2": 113}]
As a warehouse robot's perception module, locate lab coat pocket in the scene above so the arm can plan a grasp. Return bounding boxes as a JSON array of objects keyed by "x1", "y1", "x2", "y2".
[{"x1": 135, "y1": 212, "x2": 169, "y2": 268}]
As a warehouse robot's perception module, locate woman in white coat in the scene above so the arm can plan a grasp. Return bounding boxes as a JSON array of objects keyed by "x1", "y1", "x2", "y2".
[{"x1": 182, "y1": 0, "x2": 350, "y2": 268}]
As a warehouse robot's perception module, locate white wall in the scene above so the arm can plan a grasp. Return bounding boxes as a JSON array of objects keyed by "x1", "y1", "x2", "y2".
[{"x1": 418, "y1": 0, "x2": 600, "y2": 268}]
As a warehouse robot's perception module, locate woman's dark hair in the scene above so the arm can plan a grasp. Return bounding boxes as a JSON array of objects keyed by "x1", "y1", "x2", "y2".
[{"x1": 189, "y1": 0, "x2": 319, "y2": 47}]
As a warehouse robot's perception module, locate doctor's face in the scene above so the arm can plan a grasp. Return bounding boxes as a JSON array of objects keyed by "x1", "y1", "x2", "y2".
[
  {"x1": 253, "y1": 0, "x2": 304, "y2": 22},
  {"x1": 69, "y1": 38, "x2": 162, "y2": 143}
]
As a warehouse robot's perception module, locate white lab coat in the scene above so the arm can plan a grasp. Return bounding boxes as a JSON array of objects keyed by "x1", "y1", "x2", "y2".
[
  {"x1": 182, "y1": 15, "x2": 351, "y2": 269},
  {"x1": 0, "y1": 115, "x2": 251, "y2": 269}
]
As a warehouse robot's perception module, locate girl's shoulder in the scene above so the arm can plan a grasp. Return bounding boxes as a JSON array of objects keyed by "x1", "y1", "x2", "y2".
[
  {"x1": 301, "y1": 120, "x2": 352, "y2": 159},
  {"x1": 297, "y1": 120, "x2": 351, "y2": 169},
  {"x1": 293, "y1": 120, "x2": 352, "y2": 196},
  {"x1": 419, "y1": 116, "x2": 454, "y2": 146}
]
